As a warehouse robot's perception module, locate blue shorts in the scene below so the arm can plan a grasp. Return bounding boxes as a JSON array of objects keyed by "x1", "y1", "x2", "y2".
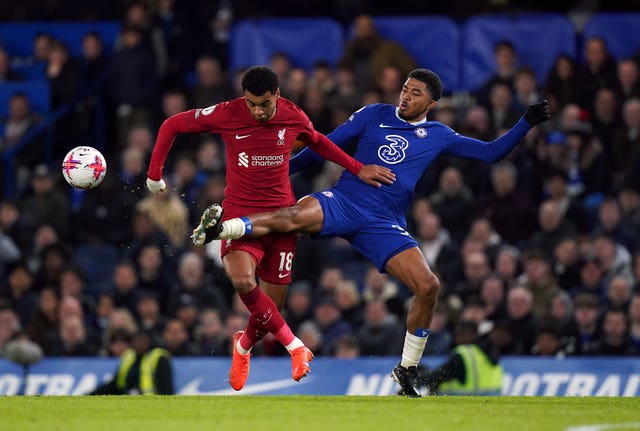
[{"x1": 310, "y1": 189, "x2": 418, "y2": 272}]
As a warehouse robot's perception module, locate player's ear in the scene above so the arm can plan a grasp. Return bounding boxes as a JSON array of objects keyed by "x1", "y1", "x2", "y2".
[
  {"x1": 275, "y1": 88, "x2": 281, "y2": 98},
  {"x1": 427, "y1": 99, "x2": 437, "y2": 110}
]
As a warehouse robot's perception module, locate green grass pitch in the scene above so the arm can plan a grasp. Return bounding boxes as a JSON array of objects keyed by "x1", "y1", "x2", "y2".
[{"x1": 1, "y1": 396, "x2": 639, "y2": 431}]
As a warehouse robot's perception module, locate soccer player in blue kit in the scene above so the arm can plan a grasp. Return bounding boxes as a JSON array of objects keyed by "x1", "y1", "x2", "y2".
[{"x1": 192, "y1": 68, "x2": 551, "y2": 397}]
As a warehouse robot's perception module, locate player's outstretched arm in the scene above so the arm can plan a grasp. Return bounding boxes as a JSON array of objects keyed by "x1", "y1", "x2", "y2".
[
  {"x1": 445, "y1": 100, "x2": 551, "y2": 163},
  {"x1": 302, "y1": 131, "x2": 395, "y2": 187}
]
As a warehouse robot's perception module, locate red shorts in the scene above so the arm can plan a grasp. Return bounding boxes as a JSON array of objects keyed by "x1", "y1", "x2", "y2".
[{"x1": 220, "y1": 233, "x2": 298, "y2": 285}]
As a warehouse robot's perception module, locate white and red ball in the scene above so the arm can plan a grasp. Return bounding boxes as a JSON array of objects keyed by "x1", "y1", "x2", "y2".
[{"x1": 61, "y1": 146, "x2": 107, "y2": 189}]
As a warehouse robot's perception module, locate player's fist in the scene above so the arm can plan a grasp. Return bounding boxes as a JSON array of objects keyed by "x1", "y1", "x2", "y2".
[
  {"x1": 146, "y1": 177, "x2": 167, "y2": 193},
  {"x1": 524, "y1": 100, "x2": 551, "y2": 127}
]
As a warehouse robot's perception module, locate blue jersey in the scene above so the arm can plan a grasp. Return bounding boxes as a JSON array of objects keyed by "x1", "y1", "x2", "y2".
[
  {"x1": 292, "y1": 103, "x2": 531, "y2": 220},
  {"x1": 291, "y1": 103, "x2": 531, "y2": 271}
]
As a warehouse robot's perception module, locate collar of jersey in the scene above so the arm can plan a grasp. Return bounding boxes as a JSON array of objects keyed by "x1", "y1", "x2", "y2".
[{"x1": 394, "y1": 107, "x2": 428, "y2": 126}]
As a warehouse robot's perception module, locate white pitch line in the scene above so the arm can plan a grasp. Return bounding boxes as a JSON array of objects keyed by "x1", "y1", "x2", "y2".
[{"x1": 566, "y1": 423, "x2": 640, "y2": 431}]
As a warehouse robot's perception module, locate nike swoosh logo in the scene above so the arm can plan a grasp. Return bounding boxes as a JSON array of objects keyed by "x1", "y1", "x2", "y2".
[
  {"x1": 379, "y1": 123, "x2": 394, "y2": 128},
  {"x1": 235, "y1": 134, "x2": 251, "y2": 139},
  {"x1": 278, "y1": 272, "x2": 291, "y2": 279}
]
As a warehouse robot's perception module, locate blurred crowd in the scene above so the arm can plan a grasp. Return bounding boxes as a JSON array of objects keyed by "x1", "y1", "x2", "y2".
[{"x1": 1, "y1": 2, "x2": 640, "y2": 361}]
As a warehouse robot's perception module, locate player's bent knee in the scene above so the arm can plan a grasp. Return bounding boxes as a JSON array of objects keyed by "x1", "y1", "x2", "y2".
[
  {"x1": 415, "y1": 273, "x2": 440, "y2": 301},
  {"x1": 229, "y1": 274, "x2": 256, "y2": 294}
]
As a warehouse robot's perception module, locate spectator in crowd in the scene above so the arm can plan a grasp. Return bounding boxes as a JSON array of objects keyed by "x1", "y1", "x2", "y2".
[
  {"x1": 553, "y1": 237, "x2": 583, "y2": 289},
  {"x1": 532, "y1": 325, "x2": 565, "y2": 357},
  {"x1": 136, "y1": 293, "x2": 166, "y2": 344},
  {"x1": 416, "y1": 212, "x2": 462, "y2": 288},
  {"x1": 32, "y1": 243, "x2": 70, "y2": 291},
  {"x1": 597, "y1": 308, "x2": 635, "y2": 355},
  {"x1": 528, "y1": 200, "x2": 576, "y2": 256},
  {"x1": 3, "y1": 262, "x2": 37, "y2": 325},
  {"x1": 517, "y1": 248, "x2": 561, "y2": 320},
  {"x1": 313, "y1": 296, "x2": 352, "y2": 356},
  {"x1": 334, "y1": 279, "x2": 364, "y2": 329},
  {"x1": 21, "y1": 165, "x2": 70, "y2": 241},
  {"x1": 0, "y1": 93, "x2": 42, "y2": 173},
  {"x1": 334, "y1": 334, "x2": 361, "y2": 358},
  {"x1": 604, "y1": 275, "x2": 633, "y2": 312},
  {"x1": 166, "y1": 251, "x2": 227, "y2": 317},
  {"x1": 136, "y1": 189, "x2": 190, "y2": 248},
  {"x1": 544, "y1": 54, "x2": 580, "y2": 109},
  {"x1": 476, "y1": 40, "x2": 518, "y2": 109},
  {"x1": 629, "y1": 293, "x2": 640, "y2": 353},
  {"x1": 595, "y1": 197, "x2": 639, "y2": 254},
  {"x1": 610, "y1": 98, "x2": 640, "y2": 187},
  {"x1": 618, "y1": 183, "x2": 640, "y2": 230},
  {"x1": 570, "y1": 253, "x2": 606, "y2": 300},
  {"x1": 488, "y1": 82, "x2": 521, "y2": 134},
  {"x1": 25, "y1": 286, "x2": 58, "y2": 347},
  {"x1": 547, "y1": 290, "x2": 574, "y2": 337},
  {"x1": 505, "y1": 286, "x2": 540, "y2": 355},
  {"x1": 296, "y1": 320, "x2": 323, "y2": 357},
  {"x1": 134, "y1": 244, "x2": 174, "y2": 311},
  {"x1": 478, "y1": 161, "x2": 536, "y2": 244},
  {"x1": 592, "y1": 233, "x2": 634, "y2": 287},
  {"x1": 569, "y1": 293, "x2": 602, "y2": 355},
  {"x1": 47, "y1": 314, "x2": 99, "y2": 356},
  {"x1": 189, "y1": 55, "x2": 228, "y2": 109},
  {"x1": 512, "y1": 67, "x2": 542, "y2": 114},
  {"x1": 0, "y1": 307, "x2": 20, "y2": 355},
  {"x1": 616, "y1": 58, "x2": 640, "y2": 100},
  {"x1": 161, "y1": 318, "x2": 200, "y2": 356},
  {"x1": 423, "y1": 302, "x2": 452, "y2": 356},
  {"x1": 452, "y1": 251, "x2": 491, "y2": 303},
  {"x1": 361, "y1": 266, "x2": 405, "y2": 320},
  {"x1": 111, "y1": 261, "x2": 140, "y2": 316},
  {"x1": 90, "y1": 329, "x2": 174, "y2": 395},
  {"x1": 428, "y1": 166, "x2": 475, "y2": 244},
  {"x1": 493, "y1": 245, "x2": 521, "y2": 288},
  {"x1": 415, "y1": 320, "x2": 503, "y2": 396},
  {"x1": 283, "y1": 281, "x2": 314, "y2": 335},
  {"x1": 479, "y1": 275, "x2": 507, "y2": 322},
  {"x1": 194, "y1": 308, "x2": 226, "y2": 356},
  {"x1": 592, "y1": 88, "x2": 622, "y2": 163},
  {"x1": 577, "y1": 36, "x2": 618, "y2": 111},
  {"x1": 340, "y1": 14, "x2": 417, "y2": 95},
  {"x1": 355, "y1": 299, "x2": 404, "y2": 356}
]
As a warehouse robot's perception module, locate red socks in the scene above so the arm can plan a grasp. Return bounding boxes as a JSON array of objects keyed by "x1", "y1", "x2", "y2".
[{"x1": 238, "y1": 287, "x2": 295, "y2": 351}]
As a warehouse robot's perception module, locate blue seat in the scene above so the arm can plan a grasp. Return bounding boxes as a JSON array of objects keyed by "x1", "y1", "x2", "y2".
[
  {"x1": 362, "y1": 16, "x2": 460, "y2": 92},
  {"x1": 11, "y1": 61, "x2": 47, "y2": 80},
  {"x1": 583, "y1": 13, "x2": 640, "y2": 60},
  {"x1": 461, "y1": 14, "x2": 576, "y2": 91},
  {"x1": 0, "y1": 81, "x2": 50, "y2": 117},
  {"x1": 229, "y1": 18, "x2": 344, "y2": 72},
  {"x1": 72, "y1": 244, "x2": 120, "y2": 297},
  {"x1": 0, "y1": 22, "x2": 120, "y2": 57}
]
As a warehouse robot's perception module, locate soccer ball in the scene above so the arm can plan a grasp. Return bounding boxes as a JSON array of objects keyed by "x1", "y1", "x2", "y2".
[{"x1": 61, "y1": 146, "x2": 107, "y2": 189}]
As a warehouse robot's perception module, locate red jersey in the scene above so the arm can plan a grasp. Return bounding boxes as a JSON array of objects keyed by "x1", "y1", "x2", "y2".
[{"x1": 148, "y1": 96, "x2": 363, "y2": 217}]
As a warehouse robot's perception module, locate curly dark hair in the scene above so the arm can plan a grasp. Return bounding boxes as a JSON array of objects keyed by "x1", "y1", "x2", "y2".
[
  {"x1": 408, "y1": 68, "x2": 442, "y2": 101},
  {"x1": 241, "y1": 66, "x2": 279, "y2": 95}
]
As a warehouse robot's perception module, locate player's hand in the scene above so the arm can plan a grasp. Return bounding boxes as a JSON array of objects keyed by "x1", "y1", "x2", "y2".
[
  {"x1": 524, "y1": 100, "x2": 551, "y2": 126},
  {"x1": 146, "y1": 177, "x2": 167, "y2": 193},
  {"x1": 357, "y1": 164, "x2": 396, "y2": 188}
]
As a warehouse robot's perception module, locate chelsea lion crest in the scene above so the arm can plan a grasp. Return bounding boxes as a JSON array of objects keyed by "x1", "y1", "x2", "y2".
[{"x1": 415, "y1": 127, "x2": 427, "y2": 138}]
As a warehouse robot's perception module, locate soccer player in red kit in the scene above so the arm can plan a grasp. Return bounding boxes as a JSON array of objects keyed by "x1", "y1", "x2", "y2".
[{"x1": 146, "y1": 66, "x2": 395, "y2": 390}]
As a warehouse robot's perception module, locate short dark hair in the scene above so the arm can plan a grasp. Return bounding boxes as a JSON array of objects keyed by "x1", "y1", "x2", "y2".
[
  {"x1": 408, "y1": 68, "x2": 442, "y2": 101},
  {"x1": 241, "y1": 66, "x2": 279, "y2": 95}
]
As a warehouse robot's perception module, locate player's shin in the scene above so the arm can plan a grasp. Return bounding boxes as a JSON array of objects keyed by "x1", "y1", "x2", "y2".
[
  {"x1": 400, "y1": 329, "x2": 430, "y2": 368},
  {"x1": 220, "y1": 217, "x2": 253, "y2": 239}
]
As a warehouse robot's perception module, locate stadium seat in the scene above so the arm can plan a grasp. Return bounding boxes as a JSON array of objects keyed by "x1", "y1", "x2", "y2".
[
  {"x1": 71, "y1": 243, "x2": 120, "y2": 296},
  {"x1": 0, "y1": 22, "x2": 121, "y2": 57},
  {"x1": 583, "y1": 13, "x2": 640, "y2": 60},
  {"x1": 461, "y1": 14, "x2": 577, "y2": 91},
  {"x1": 229, "y1": 18, "x2": 344, "y2": 72},
  {"x1": 355, "y1": 16, "x2": 461, "y2": 92},
  {"x1": 0, "y1": 80, "x2": 50, "y2": 117},
  {"x1": 11, "y1": 61, "x2": 47, "y2": 80}
]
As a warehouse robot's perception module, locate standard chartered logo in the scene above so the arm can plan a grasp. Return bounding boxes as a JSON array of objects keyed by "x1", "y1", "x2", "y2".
[
  {"x1": 238, "y1": 152, "x2": 284, "y2": 168},
  {"x1": 238, "y1": 152, "x2": 249, "y2": 167}
]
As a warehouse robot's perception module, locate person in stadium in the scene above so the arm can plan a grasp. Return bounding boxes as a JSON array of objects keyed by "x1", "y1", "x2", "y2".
[
  {"x1": 414, "y1": 320, "x2": 504, "y2": 396},
  {"x1": 145, "y1": 66, "x2": 395, "y2": 391},
  {"x1": 193, "y1": 68, "x2": 551, "y2": 397},
  {"x1": 89, "y1": 330, "x2": 174, "y2": 395}
]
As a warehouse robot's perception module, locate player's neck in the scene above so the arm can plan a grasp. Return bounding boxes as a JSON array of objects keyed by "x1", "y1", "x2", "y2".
[{"x1": 395, "y1": 107, "x2": 428, "y2": 125}]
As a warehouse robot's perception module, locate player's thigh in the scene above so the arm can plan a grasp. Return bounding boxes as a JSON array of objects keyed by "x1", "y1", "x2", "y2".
[
  {"x1": 292, "y1": 195, "x2": 324, "y2": 234},
  {"x1": 221, "y1": 241, "x2": 262, "y2": 293},
  {"x1": 385, "y1": 247, "x2": 437, "y2": 294},
  {"x1": 256, "y1": 233, "x2": 297, "y2": 285}
]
